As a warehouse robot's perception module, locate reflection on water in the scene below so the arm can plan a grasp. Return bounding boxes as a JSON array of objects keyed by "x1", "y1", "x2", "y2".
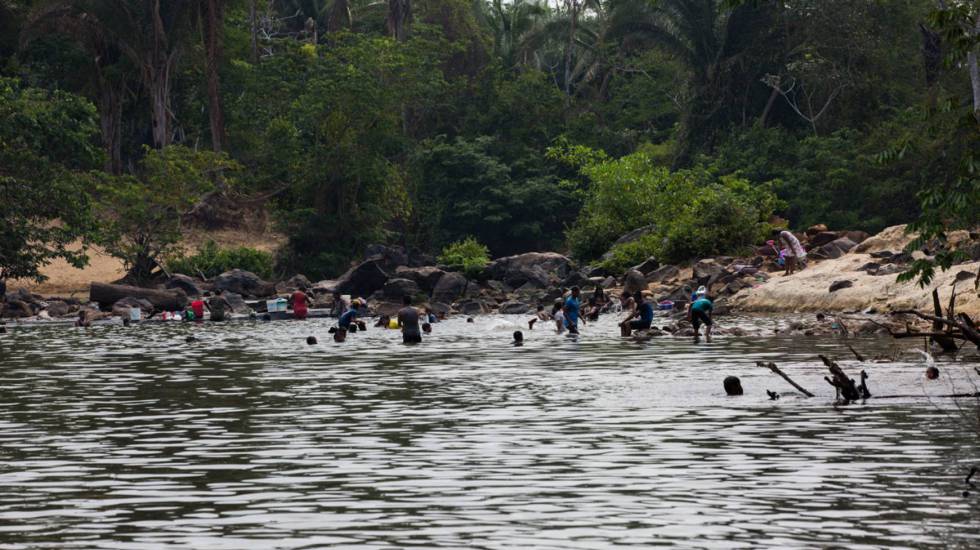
[{"x1": 0, "y1": 315, "x2": 978, "y2": 549}]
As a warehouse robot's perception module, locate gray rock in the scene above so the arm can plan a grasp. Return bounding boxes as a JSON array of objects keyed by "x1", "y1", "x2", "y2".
[
  {"x1": 486, "y1": 252, "x2": 573, "y2": 288},
  {"x1": 829, "y1": 280, "x2": 853, "y2": 292},
  {"x1": 223, "y1": 292, "x2": 251, "y2": 314},
  {"x1": 954, "y1": 270, "x2": 976, "y2": 282},
  {"x1": 561, "y1": 270, "x2": 591, "y2": 289},
  {"x1": 646, "y1": 265, "x2": 680, "y2": 284},
  {"x1": 841, "y1": 230, "x2": 870, "y2": 244},
  {"x1": 166, "y1": 274, "x2": 203, "y2": 297},
  {"x1": 394, "y1": 266, "x2": 446, "y2": 293},
  {"x1": 623, "y1": 269, "x2": 647, "y2": 294},
  {"x1": 383, "y1": 278, "x2": 421, "y2": 299},
  {"x1": 112, "y1": 297, "x2": 154, "y2": 317},
  {"x1": 213, "y1": 269, "x2": 276, "y2": 298},
  {"x1": 44, "y1": 300, "x2": 70, "y2": 317},
  {"x1": 693, "y1": 259, "x2": 725, "y2": 286},
  {"x1": 601, "y1": 276, "x2": 617, "y2": 289},
  {"x1": 455, "y1": 299, "x2": 487, "y2": 315},
  {"x1": 809, "y1": 231, "x2": 839, "y2": 247},
  {"x1": 812, "y1": 237, "x2": 857, "y2": 260},
  {"x1": 432, "y1": 272, "x2": 468, "y2": 304},
  {"x1": 332, "y1": 258, "x2": 390, "y2": 297},
  {"x1": 498, "y1": 301, "x2": 530, "y2": 314},
  {"x1": 611, "y1": 224, "x2": 657, "y2": 247},
  {"x1": 276, "y1": 274, "x2": 312, "y2": 293},
  {"x1": 631, "y1": 257, "x2": 660, "y2": 276}
]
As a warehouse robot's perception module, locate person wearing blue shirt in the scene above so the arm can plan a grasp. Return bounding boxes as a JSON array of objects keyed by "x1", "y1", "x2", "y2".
[
  {"x1": 563, "y1": 286, "x2": 583, "y2": 334},
  {"x1": 689, "y1": 291, "x2": 714, "y2": 342},
  {"x1": 339, "y1": 299, "x2": 360, "y2": 330},
  {"x1": 619, "y1": 291, "x2": 653, "y2": 336}
]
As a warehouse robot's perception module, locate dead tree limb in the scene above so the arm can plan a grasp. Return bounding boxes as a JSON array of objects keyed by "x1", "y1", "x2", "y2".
[
  {"x1": 819, "y1": 354, "x2": 861, "y2": 401},
  {"x1": 846, "y1": 343, "x2": 866, "y2": 362},
  {"x1": 756, "y1": 361, "x2": 815, "y2": 397}
]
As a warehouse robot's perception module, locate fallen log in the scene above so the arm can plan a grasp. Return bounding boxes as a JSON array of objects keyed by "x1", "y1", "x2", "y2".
[
  {"x1": 90, "y1": 282, "x2": 187, "y2": 311},
  {"x1": 756, "y1": 361, "x2": 815, "y2": 397}
]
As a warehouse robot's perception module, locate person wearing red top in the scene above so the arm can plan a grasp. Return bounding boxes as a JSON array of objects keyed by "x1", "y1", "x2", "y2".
[
  {"x1": 190, "y1": 299, "x2": 206, "y2": 320},
  {"x1": 291, "y1": 290, "x2": 312, "y2": 320}
]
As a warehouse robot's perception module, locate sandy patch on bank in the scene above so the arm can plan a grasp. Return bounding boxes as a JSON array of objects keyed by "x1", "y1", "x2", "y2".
[{"x1": 10, "y1": 229, "x2": 286, "y2": 298}]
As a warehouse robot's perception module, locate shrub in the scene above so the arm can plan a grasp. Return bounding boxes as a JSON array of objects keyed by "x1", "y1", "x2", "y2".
[
  {"x1": 168, "y1": 240, "x2": 275, "y2": 280},
  {"x1": 438, "y1": 237, "x2": 490, "y2": 279}
]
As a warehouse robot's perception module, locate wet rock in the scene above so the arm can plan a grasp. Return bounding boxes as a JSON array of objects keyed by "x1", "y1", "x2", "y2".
[
  {"x1": 486, "y1": 252, "x2": 572, "y2": 288},
  {"x1": 213, "y1": 269, "x2": 276, "y2": 298},
  {"x1": 383, "y1": 278, "x2": 421, "y2": 300},
  {"x1": 44, "y1": 301, "x2": 70, "y2": 317},
  {"x1": 166, "y1": 274, "x2": 203, "y2": 297},
  {"x1": 646, "y1": 265, "x2": 680, "y2": 284},
  {"x1": 455, "y1": 299, "x2": 488, "y2": 315},
  {"x1": 112, "y1": 297, "x2": 154, "y2": 317},
  {"x1": 623, "y1": 269, "x2": 647, "y2": 294},
  {"x1": 394, "y1": 266, "x2": 446, "y2": 293},
  {"x1": 223, "y1": 292, "x2": 251, "y2": 314},
  {"x1": 829, "y1": 280, "x2": 854, "y2": 292},
  {"x1": 433, "y1": 272, "x2": 468, "y2": 304},
  {"x1": 498, "y1": 301, "x2": 530, "y2": 314},
  {"x1": 631, "y1": 257, "x2": 660, "y2": 276}
]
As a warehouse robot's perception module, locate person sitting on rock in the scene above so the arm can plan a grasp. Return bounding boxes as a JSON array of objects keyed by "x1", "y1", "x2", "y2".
[
  {"x1": 689, "y1": 289, "x2": 714, "y2": 342},
  {"x1": 619, "y1": 291, "x2": 653, "y2": 336},
  {"x1": 207, "y1": 290, "x2": 231, "y2": 322},
  {"x1": 397, "y1": 295, "x2": 422, "y2": 344}
]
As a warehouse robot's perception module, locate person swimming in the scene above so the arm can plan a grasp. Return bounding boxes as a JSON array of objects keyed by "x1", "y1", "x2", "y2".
[{"x1": 724, "y1": 376, "x2": 743, "y2": 396}]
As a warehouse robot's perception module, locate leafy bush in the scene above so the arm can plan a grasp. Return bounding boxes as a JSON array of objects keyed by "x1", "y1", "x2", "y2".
[
  {"x1": 567, "y1": 149, "x2": 779, "y2": 267},
  {"x1": 168, "y1": 240, "x2": 275, "y2": 280},
  {"x1": 438, "y1": 237, "x2": 490, "y2": 279}
]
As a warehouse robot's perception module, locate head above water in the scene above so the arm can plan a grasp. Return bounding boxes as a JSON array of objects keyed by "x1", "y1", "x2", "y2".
[
  {"x1": 513, "y1": 330, "x2": 523, "y2": 343},
  {"x1": 724, "y1": 376, "x2": 743, "y2": 396},
  {"x1": 926, "y1": 366, "x2": 940, "y2": 380},
  {"x1": 422, "y1": 323, "x2": 432, "y2": 333},
  {"x1": 571, "y1": 286, "x2": 580, "y2": 297},
  {"x1": 306, "y1": 336, "x2": 318, "y2": 345},
  {"x1": 333, "y1": 328, "x2": 347, "y2": 342}
]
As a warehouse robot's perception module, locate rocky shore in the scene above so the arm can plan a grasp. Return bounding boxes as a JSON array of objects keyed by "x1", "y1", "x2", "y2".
[{"x1": 2, "y1": 225, "x2": 978, "y2": 329}]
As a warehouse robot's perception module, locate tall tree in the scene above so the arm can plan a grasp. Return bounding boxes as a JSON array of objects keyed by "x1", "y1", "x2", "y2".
[
  {"x1": 387, "y1": 0, "x2": 411, "y2": 41},
  {"x1": 201, "y1": 0, "x2": 227, "y2": 153}
]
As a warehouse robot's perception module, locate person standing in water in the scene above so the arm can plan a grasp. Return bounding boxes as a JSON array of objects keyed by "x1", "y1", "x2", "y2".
[
  {"x1": 689, "y1": 289, "x2": 714, "y2": 342},
  {"x1": 397, "y1": 295, "x2": 422, "y2": 344},
  {"x1": 207, "y1": 290, "x2": 231, "y2": 322},
  {"x1": 564, "y1": 286, "x2": 583, "y2": 335},
  {"x1": 291, "y1": 288, "x2": 312, "y2": 320},
  {"x1": 331, "y1": 291, "x2": 349, "y2": 317},
  {"x1": 774, "y1": 229, "x2": 807, "y2": 276}
]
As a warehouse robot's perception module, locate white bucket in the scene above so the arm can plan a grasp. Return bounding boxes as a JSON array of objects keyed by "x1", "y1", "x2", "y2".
[{"x1": 129, "y1": 307, "x2": 141, "y2": 321}]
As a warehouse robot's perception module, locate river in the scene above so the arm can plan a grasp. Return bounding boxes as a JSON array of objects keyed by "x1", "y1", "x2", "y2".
[{"x1": 0, "y1": 314, "x2": 978, "y2": 549}]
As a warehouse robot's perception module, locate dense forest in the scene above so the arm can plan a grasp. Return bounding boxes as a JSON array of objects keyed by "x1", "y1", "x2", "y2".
[{"x1": 1, "y1": 0, "x2": 977, "y2": 283}]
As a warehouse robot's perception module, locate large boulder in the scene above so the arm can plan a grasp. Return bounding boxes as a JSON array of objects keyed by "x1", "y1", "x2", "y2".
[
  {"x1": 646, "y1": 265, "x2": 679, "y2": 284},
  {"x1": 112, "y1": 297, "x2": 154, "y2": 317},
  {"x1": 485, "y1": 252, "x2": 573, "y2": 288},
  {"x1": 223, "y1": 292, "x2": 251, "y2": 314},
  {"x1": 841, "y1": 230, "x2": 870, "y2": 244},
  {"x1": 383, "y1": 278, "x2": 421, "y2": 300},
  {"x1": 455, "y1": 299, "x2": 488, "y2": 315},
  {"x1": 631, "y1": 257, "x2": 661, "y2": 276},
  {"x1": 498, "y1": 301, "x2": 531, "y2": 314},
  {"x1": 623, "y1": 269, "x2": 647, "y2": 294},
  {"x1": 276, "y1": 274, "x2": 312, "y2": 294},
  {"x1": 44, "y1": 300, "x2": 71, "y2": 317},
  {"x1": 166, "y1": 274, "x2": 203, "y2": 297},
  {"x1": 805, "y1": 224, "x2": 829, "y2": 236},
  {"x1": 432, "y1": 272, "x2": 468, "y2": 304},
  {"x1": 808, "y1": 231, "x2": 839, "y2": 247},
  {"x1": 693, "y1": 259, "x2": 726, "y2": 286},
  {"x1": 213, "y1": 269, "x2": 276, "y2": 298},
  {"x1": 811, "y1": 237, "x2": 857, "y2": 260},
  {"x1": 332, "y1": 258, "x2": 390, "y2": 297},
  {"x1": 394, "y1": 266, "x2": 445, "y2": 293},
  {"x1": 364, "y1": 244, "x2": 408, "y2": 271}
]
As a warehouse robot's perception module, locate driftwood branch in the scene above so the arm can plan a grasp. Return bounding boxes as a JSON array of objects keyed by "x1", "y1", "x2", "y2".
[
  {"x1": 819, "y1": 354, "x2": 867, "y2": 401},
  {"x1": 756, "y1": 361, "x2": 815, "y2": 397}
]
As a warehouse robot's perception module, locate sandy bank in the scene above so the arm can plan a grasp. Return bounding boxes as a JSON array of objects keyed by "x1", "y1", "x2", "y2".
[{"x1": 731, "y1": 225, "x2": 980, "y2": 318}]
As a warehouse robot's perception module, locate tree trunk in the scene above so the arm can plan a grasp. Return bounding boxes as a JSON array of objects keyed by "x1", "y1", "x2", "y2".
[
  {"x1": 96, "y1": 75, "x2": 123, "y2": 174},
  {"x1": 327, "y1": 0, "x2": 352, "y2": 32},
  {"x1": 387, "y1": 0, "x2": 411, "y2": 41},
  {"x1": 250, "y1": 0, "x2": 258, "y2": 62},
  {"x1": 203, "y1": 0, "x2": 226, "y2": 154},
  {"x1": 147, "y1": 0, "x2": 176, "y2": 149},
  {"x1": 563, "y1": 0, "x2": 578, "y2": 97},
  {"x1": 758, "y1": 85, "x2": 779, "y2": 127},
  {"x1": 969, "y1": 12, "x2": 980, "y2": 120},
  {"x1": 90, "y1": 282, "x2": 188, "y2": 310}
]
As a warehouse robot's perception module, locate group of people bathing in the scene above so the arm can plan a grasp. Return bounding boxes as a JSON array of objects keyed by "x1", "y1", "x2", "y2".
[
  {"x1": 331, "y1": 293, "x2": 440, "y2": 344},
  {"x1": 527, "y1": 284, "x2": 716, "y2": 342}
]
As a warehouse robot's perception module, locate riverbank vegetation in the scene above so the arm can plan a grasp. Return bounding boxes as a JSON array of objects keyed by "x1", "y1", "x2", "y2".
[{"x1": 1, "y1": 0, "x2": 977, "y2": 283}]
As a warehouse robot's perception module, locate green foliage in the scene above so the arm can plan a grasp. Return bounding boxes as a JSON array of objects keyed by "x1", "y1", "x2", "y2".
[
  {"x1": 438, "y1": 237, "x2": 490, "y2": 279},
  {"x1": 0, "y1": 77, "x2": 99, "y2": 281},
  {"x1": 167, "y1": 240, "x2": 275, "y2": 280},
  {"x1": 567, "y1": 149, "x2": 778, "y2": 265},
  {"x1": 94, "y1": 146, "x2": 240, "y2": 282}
]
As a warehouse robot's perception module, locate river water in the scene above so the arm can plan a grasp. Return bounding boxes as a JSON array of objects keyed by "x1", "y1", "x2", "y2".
[{"x1": 0, "y1": 314, "x2": 978, "y2": 549}]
